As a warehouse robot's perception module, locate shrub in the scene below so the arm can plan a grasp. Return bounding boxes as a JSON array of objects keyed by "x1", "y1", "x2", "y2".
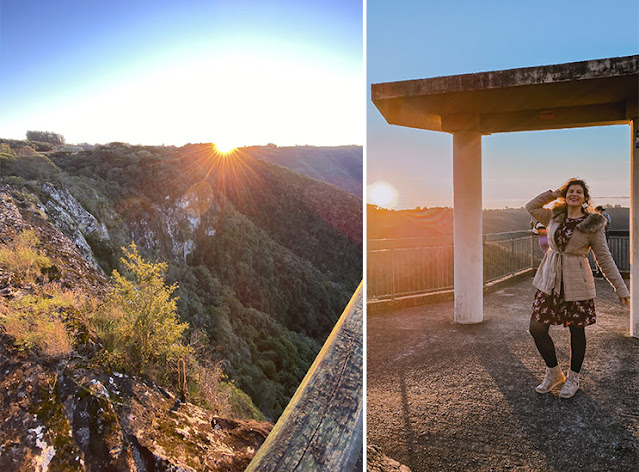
[
  {"x1": 15, "y1": 146, "x2": 38, "y2": 157},
  {"x1": 0, "y1": 229, "x2": 52, "y2": 282},
  {"x1": 0, "y1": 142, "x2": 14, "y2": 156},
  {"x1": 0, "y1": 283, "x2": 87, "y2": 357},
  {"x1": 29, "y1": 141, "x2": 57, "y2": 152},
  {"x1": 92, "y1": 243, "x2": 191, "y2": 376},
  {"x1": 0, "y1": 154, "x2": 61, "y2": 182}
]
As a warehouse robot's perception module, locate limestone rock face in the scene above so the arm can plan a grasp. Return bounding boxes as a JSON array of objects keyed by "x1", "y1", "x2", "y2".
[
  {"x1": 38, "y1": 183, "x2": 110, "y2": 271},
  {"x1": 0, "y1": 343, "x2": 273, "y2": 471},
  {"x1": 127, "y1": 187, "x2": 218, "y2": 262},
  {"x1": 0, "y1": 184, "x2": 108, "y2": 295}
]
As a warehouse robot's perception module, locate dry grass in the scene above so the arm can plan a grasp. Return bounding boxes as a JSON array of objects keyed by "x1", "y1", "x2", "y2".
[
  {"x1": 1, "y1": 282, "x2": 90, "y2": 357},
  {"x1": 0, "y1": 229, "x2": 51, "y2": 283},
  {"x1": 4, "y1": 312, "x2": 71, "y2": 357},
  {"x1": 185, "y1": 329, "x2": 231, "y2": 414}
]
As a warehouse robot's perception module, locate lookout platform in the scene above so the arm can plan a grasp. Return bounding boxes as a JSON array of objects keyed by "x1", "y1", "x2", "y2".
[
  {"x1": 367, "y1": 276, "x2": 639, "y2": 471},
  {"x1": 372, "y1": 56, "x2": 639, "y2": 333}
]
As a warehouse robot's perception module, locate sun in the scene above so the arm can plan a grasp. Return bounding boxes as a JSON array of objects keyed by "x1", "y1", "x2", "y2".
[
  {"x1": 367, "y1": 181, "x2": 399, "y2": 208},
  {"x1": 214, "y1": 141, "x2": 238, "y2": 154}
]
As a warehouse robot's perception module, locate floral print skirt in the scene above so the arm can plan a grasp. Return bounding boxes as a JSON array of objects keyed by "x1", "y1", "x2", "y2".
[{"x1": 531, "y1": 287, "x2": 596, "y2": 327}]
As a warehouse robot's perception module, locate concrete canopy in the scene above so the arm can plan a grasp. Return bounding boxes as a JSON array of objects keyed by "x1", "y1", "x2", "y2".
[{"x1": 372, "y1": 55, "x2": 638, "y2": 134}]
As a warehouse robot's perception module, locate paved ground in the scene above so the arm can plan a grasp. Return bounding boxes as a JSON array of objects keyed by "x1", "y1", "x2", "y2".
[{"x1": 367, "y1": 276, "x2": 639, "y2": 472}]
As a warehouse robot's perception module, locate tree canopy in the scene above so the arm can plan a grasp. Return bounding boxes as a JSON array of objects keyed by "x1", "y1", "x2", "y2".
[{"x1": 26, "y1": 130, "x2": 65, "y2": 146}]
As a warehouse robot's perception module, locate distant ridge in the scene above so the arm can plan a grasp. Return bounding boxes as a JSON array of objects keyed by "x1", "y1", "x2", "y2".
[
  {"x1": 245, "y1": 145, "x2": 363, "y2": 198},
  {"x1": 368, "y1": 205, "x2": 630, "y2": 240}
]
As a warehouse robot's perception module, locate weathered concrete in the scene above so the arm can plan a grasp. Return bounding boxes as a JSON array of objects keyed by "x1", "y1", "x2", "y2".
[
  {"x1": 453, "y1": 131, "x2": 483, "y2": 323},
  {"x1": 367, "y1": 276, "x2": 639, "y2": 471},
  {"x1": 372, "y1": 56, "x2": 638, "y2": 133}
]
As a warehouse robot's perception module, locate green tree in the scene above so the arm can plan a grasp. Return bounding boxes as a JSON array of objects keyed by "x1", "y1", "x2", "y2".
[
  {"x1": 26, "y1": 130, "x2": 65, "y2": 146},
  {"x1": 94, "y1": 243, "x2": 190, "y2": 374}
]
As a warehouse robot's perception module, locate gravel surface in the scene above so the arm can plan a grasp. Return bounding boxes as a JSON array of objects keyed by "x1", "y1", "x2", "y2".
[{"x1": 367, "y1": 276, "x2": 639, "y2": 472}]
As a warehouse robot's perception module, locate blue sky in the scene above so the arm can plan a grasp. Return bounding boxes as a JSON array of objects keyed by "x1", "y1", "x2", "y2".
[
  {"x1": 0, "y1": 0, "x2": 363, "y2": 147},
  {"x1": 367, "y1": 0, "x2": 639, "y2": 209}
]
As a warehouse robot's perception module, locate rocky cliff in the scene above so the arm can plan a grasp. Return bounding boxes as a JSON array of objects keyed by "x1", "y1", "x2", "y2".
[
  {"x1": 0, "y1": 337, "x2": 272, "y2": 471},
  {"x1": 0, "y1": 141, "x2": 362, "y2": 469},
  {"x1": 0, "y1": 183, "x2": 273, "y2": 470}
]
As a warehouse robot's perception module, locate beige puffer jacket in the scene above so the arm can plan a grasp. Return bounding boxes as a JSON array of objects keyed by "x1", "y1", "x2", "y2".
[{"x1": 526, "y1": 190, "x2": 630, "y2": 301}]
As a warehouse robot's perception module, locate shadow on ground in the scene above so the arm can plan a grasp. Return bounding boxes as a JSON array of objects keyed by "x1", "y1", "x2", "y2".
[{"x1": 367, "y1": 276, "x2": 639, "y2": 472}]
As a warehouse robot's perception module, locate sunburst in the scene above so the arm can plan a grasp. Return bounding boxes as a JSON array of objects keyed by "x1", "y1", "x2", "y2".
[{"x1": 214, "y1": 141, "x2": 238, "y2": 155}]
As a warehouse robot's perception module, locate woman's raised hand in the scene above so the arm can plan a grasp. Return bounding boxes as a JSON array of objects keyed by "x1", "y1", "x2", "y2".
[{"x1": 550, "y1": 188, "x2": 562, "y2": 199}]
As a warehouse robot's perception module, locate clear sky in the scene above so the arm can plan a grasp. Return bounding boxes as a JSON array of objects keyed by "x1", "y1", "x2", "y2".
[
  {"x1": 367, "y1": 0, "x2": 639, "y2": 209},
  {"x1": 0, "y1": 0, "x2": 363, "y2": 147}
]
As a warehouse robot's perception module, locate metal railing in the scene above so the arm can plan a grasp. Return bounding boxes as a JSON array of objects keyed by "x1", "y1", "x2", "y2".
[
  {"x1": 367, "y1": 230, "x2": 630, "y2": 301},
  {"x1": 484, "y1": 231, "x2": 535, "y2": 283},
  {"x1": 588, "y1": 230, "x2": 629, "y2": 272}
]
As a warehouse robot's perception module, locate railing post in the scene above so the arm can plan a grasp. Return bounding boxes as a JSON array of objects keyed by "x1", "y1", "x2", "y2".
[
  {"x1": 530, "y1": 234, "x2": 534, "y2": 270},
  {"x1": 391, "y1": 248, "x2": 396, "y2": 300}
]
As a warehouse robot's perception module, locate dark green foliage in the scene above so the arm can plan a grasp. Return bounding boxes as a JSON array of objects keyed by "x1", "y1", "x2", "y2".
[
  {"x1": 193, "y1": 203, "x2": 348, "y2": 338},
  {"x1": 208, "y1": 160, "x2": 362, "y2": 285},
  {"x1": 0, "y1": 153, "x2": 62, "y2": 183},
  {"x1": 2, "y1": 141, "x2": 361, "y2": 421},
  {"x1": 29, "y1": 141, "x2": 57, "y2": 152},
  {"x1": 166, "y1": 262, "x2": 321, "y2": 419}
]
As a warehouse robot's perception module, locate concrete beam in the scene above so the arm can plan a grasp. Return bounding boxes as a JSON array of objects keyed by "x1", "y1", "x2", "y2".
[
  {"x1": 441, "y1": 113, "x2": 481, "y2": 132},
  {"x1": 475, "y1": 102, "x2": 628, "y2": 134},
  {"x1": 373, "y1": 56, "x2": 638, "y2": 134}
]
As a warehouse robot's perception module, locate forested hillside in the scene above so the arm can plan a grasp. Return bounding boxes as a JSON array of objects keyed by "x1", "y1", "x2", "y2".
[
  {"x1": 368, "y1": 205, "x2": 629, "y2": 240},
  {"x1": 246, "y1": 145, "x2": 362, "y2": 197},
  {"x1": 0, "y1": 140, "x2": 362, "y2": 422}
]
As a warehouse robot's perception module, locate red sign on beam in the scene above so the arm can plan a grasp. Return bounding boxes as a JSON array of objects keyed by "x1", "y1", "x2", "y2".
[{"x1": 540, "y1": 110, "x2": 556, "y2": 120}]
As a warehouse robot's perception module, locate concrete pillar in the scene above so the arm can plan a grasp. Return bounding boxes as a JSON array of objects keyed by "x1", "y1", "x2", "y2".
[
  {"x1": 631, "y1": 117, "x2": 639, "y2": 337},
  {"x1": 452, "y1": 131, "x2": 483, "y2": 323}
]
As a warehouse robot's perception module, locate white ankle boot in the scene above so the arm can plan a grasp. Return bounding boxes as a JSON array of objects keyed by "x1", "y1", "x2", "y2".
[
  {"x1": 559, "y1": 370, "x2": 580, "y2": 398},
  {"x1": 536, "y1": 365, "x2": 566, "y2": 393}
]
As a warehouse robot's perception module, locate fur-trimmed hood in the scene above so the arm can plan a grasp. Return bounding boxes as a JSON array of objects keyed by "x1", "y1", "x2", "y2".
[
  {"x1": 527, "y1": 190, "x2": 629, "y2": 301},
  {"x1": 550, "y1": 204, "x2": 607, "y2": 233}
]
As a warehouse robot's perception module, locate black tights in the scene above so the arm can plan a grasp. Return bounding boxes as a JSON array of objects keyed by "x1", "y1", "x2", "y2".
[{"x1": 529, "y1": 320, "x2": 586, "y2": 373}]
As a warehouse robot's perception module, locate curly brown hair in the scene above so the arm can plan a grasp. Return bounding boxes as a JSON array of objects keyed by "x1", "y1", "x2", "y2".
[{"x1": 557, "y1": 178, "x2": 591, "y2": 215}]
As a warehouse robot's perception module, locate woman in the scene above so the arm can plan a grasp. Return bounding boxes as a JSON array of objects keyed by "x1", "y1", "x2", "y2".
[{"x1": 526, "y1": 178, "x2": 630, "y2": 398}]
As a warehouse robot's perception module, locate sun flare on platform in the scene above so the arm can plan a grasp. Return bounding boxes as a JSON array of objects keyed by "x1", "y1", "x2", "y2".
[{"x1": 368, "y1": 181, "x2": 399, "y2": 209}]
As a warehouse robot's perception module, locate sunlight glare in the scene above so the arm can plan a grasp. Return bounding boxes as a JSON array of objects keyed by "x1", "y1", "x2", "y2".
[
  {"x1": 368, "y1": 181, "x2": 398, "y2": 208},
  {"x1": 21, "y1": 48, "x2": 361, "y2": 146},
  {"x1": 215, "y1": 141, "x2": 238, "y2": 154}
]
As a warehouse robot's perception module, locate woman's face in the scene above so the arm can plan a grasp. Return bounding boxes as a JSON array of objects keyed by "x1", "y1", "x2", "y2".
[{"x1": 565, "y1": 184, "x2": 586, "y2": 208}]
